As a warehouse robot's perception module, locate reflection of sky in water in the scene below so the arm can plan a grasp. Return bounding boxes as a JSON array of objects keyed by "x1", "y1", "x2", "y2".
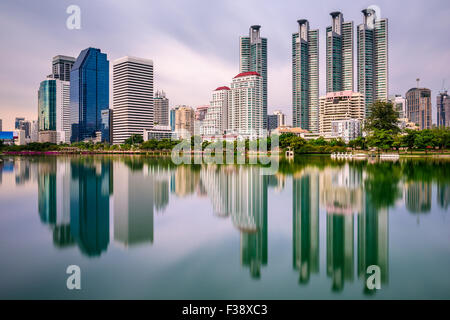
[{"x1": 0, "y1": 156, "x2": 449, "y2": 299}]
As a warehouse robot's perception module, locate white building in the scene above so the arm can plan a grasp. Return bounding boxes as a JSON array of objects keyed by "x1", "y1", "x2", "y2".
[
  {"x1": 331, "y1": 119, "x2": 361, "y2": 143},
  {"x1": 201, "y1": 86, "x2": 230, "y2": 137},
  {"x1": 112, "y1": 56, "x2": 154, "y2": 144},
  {"x1": 319, "y1": 91, "x2": 365, "y2": 137},
  {"x1": 389, "y1": 95, "x2": 407, "y2": 119},
  {"x1": 30, "y1": 120, "x2": 39, "y2": 142},
  {"x1": 55, "y1": 79, "x2": 70, "y2": 143},
  {"x1": 229, "y1": 71, "x2": 264, "y2": 138},
  {"x1": 143, "y1": 126, "x2": 173, "y2": 141}
]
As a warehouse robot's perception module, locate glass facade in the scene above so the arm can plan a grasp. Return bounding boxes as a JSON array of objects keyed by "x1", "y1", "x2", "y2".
[
  {"x1": 38, "y1": 79, "x2": 56, "y2": 131},
  {"x1": 101, "y1": 109, "x2": 112, "y2": 143},
  {"x1": 70, "y1": 48, "x2": 109, "y2": 142}
]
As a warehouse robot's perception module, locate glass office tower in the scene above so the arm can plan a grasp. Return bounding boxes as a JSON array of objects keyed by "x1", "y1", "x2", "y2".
[
  {"x1": 70, "y1": 47, "x2": 109, "y2": 142},
  {"x1": 38, "y1": 79, "x2": 56, "y2": 131}
]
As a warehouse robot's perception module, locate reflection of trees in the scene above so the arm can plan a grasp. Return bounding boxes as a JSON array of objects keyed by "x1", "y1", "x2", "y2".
[{"x1": 364, "y1": 162, "x2": 402, "y2": 210}]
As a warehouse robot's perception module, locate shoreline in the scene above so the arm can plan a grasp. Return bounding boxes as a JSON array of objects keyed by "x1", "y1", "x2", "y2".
[{"x1": 2, "y1": 150, "x2": 450, "y2": 158}]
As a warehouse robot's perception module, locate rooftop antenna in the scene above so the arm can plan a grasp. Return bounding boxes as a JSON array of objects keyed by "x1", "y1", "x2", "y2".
[
  {"x1": 416, "y1": 78, "x2": 420, "y2": 88},
  {"x1": 440, "y1": 79, "x2": 447, "y2": 94}
]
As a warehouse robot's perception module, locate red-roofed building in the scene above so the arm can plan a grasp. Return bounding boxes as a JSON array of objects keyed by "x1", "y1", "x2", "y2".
[
  {"x1": 214, "y1": 86, "x2": 230, "y2": 91},
  {"x1": 233, "y1": 71, "x2": 261, "y2": 79}
]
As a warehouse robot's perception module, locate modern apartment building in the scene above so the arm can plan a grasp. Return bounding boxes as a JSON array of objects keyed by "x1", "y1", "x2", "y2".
[
  {"x1": 319, "y1": 91, "x2": 364, "y2": 136},
  {"x1": 52, "y1": 55, "x2": 75, "y2": 81},
  {"x1": 292, "y1": 19, "x2": 319, "y2": 131},
  {"x1": 437, "y1": 91, "x2": 450, "y2": 127},
  {"x1": 201, "y1": 86, "x2": 230, "y2": 137},
  {"x1": 406, "y1": 87, "x2": 432, "y2": 130},
  {"x1": 154, "y1": 90, "x2": 169, "y2": 126},
  {"x1": 357, "y1": 9, "x2": 389, "y2": 115},
  {"x1": 326, "y1": 12, "x2": 354, "y2": 93},
  {"x1": 70, "y1": 47, "x2": 109, "y2": 143},
  {"x1": 240, "y1": 25, "x2": 268, "y2": 129},
  {"x1": 229, "y1": 71, "x2": 264, "y2": 138},
  {"x1": 175, "y1": 106, "x2": 195, "y2": 139},
  {"x1": 331, "y1": 119, "x2": 362, "y2": 143},
  {"x1": 112, "y1": 56, "x2": 153, "y2": 144}
]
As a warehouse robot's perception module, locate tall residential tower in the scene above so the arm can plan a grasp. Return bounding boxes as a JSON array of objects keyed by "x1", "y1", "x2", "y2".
[
  {"x1": 326, "y1": 12, "x2": 354, "y2": 93},
  {"x1": 240, "y1": 26, "x2": 268, "y2": 130},
  {"x1": 357, "y1": 9, "x2": 389, "y2": 115},
  {"x1": 292, "y1": 19, "x2": 319, "y2": 131}
]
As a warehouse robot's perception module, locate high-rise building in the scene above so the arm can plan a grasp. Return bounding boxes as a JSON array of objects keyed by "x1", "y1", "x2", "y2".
[
  {"x1": 154, "y1": 90, "x2": 169, "y2": 126},
  {"x1": 70, "y1": 48, "x2": 109, "y2": 143},
  {"x1": 267, "y1": 110, "x2": 286, "y2": 132},
  {"x1": 30, "y1": 120, "x2": 38, "y2": 142},
  {"x1": 389, "y1": 95, "x2": 407, "y2": 119},
  {"x1": 201, "y1": 86, "x2": 230, "y2": 137},
  {"x1": 112, "y1": 56, "x2": 153, "y2": 144},
  {"x1": 292, "y1": 19, "x2": 319, "y2": 131},
  {"x1": 194, "y1": 105, "x2": 209, "y2": 136},
  {"x1": 38, "y1": 76, "x2": 71, "y2": 143},
  {"x1": 240, "y1": 25, "x2": 268, "y2": 129},
  {"x1": 406, "y1": 87, "x2": 432, "y2": 130},
  {"x1": 17, "y1": 119, "x2": 31, "y2": 139},
  {"x1": 230, "y1": 72, "x2": 264, "y2": 138},
  {"x1": 326, "y1": 12, "x2": 354, "y2": 93},
  {"x1": 357, "y1": 9, "x2": 389, "y2": 115},
  {"x1": 319, "y1": 91, "x2": 365, "y2": 136},
  {"x1": 52, "y1": 55, "x2": 75, "y2": 82},
  {"x1": 101, "y1": 109, "x2": 112, "y2": 144},
  {"x1": 0, "y1": 119, "x2": 2, "y2": 132},
  {"x1": 437, "y1": 91, "x2": 450, "y2": 127},
  {"x1": 169, "y1": 107, "x2": 178, "y2": 132},
  {"x1": 175, "y1": 106, "x2": 195, "y2": 139},
  {"x1": 14, "y1": 117, "x2": 25, "y2": 130}
]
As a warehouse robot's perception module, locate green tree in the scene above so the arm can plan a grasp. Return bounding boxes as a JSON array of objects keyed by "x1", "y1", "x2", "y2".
[
  {"x1": 365, "y1": 101, "x2": 400, "y2": 133},
  {"x1": 124, "y1": 134, "x2": 143, "y2": 145}
]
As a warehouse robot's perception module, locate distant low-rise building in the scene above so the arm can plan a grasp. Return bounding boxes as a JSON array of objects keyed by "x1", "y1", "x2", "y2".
[
  {"x1": 272, "y1": 126, "x2": 308, "y2": 137},
  {"x1": 331, "y1": 119, "x2": 361, "y2": 143},
  {"x1": 143, "y1": 126, "x2": 174, "y2": 141}
]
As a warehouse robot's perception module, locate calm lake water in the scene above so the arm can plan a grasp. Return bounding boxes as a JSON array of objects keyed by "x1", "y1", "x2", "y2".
[{"x1": 0, "y1": 155, "x2": 449, "y2": 299}]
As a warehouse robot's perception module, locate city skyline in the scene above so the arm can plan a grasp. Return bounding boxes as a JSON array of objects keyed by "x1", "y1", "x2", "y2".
[{"x1": 0, "y1": 0, "x2": 449, "y2": 130}]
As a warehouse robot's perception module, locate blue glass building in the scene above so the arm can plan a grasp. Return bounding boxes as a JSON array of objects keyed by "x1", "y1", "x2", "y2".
[
  {"x1": 38, "y1": 79, "x2": 56, "y2": 131},
  {"x1": 70, "y1": 48, "x2": 109, "y2": 142}
]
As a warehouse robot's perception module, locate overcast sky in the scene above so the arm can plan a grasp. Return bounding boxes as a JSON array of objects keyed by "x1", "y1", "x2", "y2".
[{"x1": 0, "y1": 0, "x2": 449, "y2": 130}]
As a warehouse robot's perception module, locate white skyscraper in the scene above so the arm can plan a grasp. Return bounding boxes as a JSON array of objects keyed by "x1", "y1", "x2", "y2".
[
  {"x1": 230, "y1": 71, "x2": 263, "y2": 138},
  {"x1": 55, "y1": 79, "x2": 70, "y2": 143},
  {"x1": 112, "y1": 56, "x2": 154, "y2": 144}
]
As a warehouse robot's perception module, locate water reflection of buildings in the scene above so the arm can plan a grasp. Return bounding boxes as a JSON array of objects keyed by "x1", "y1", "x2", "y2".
[
  {"x1": 70, "y1": 160, "x2": 111, "y2": 256},
  {"x1": 321, "y1": 165, "x2": 362, "y2": 291},
  {"x1": 405, "y1": 182, "x2": 432, "y2": 214},
  {"x1": 320, "y1": 164, "x2": 389, "y2": 293},
  {"x1": 437, "y1": 182, "x2": 450, "y2": 210},
  {"x1": 37, "y1": 158, "x2": 112, "y2": 256},
  {"x1": 293, "y1": 169, "x2": 319, "y2": 284},
  {"x1": 114, "y1": 162, "x2": 154, "y2": 247},
  {"x1": 200, "y1": 165, "x2": 268, "y2": 279}
]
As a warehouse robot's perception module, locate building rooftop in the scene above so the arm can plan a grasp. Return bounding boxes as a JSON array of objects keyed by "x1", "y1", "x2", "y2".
[
  {"x1": 214, "y1": 86, "x2": 230, "y2": 91},
  {"x1": 233, "y1": 71, "x2": 261, "y2": 79}
]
